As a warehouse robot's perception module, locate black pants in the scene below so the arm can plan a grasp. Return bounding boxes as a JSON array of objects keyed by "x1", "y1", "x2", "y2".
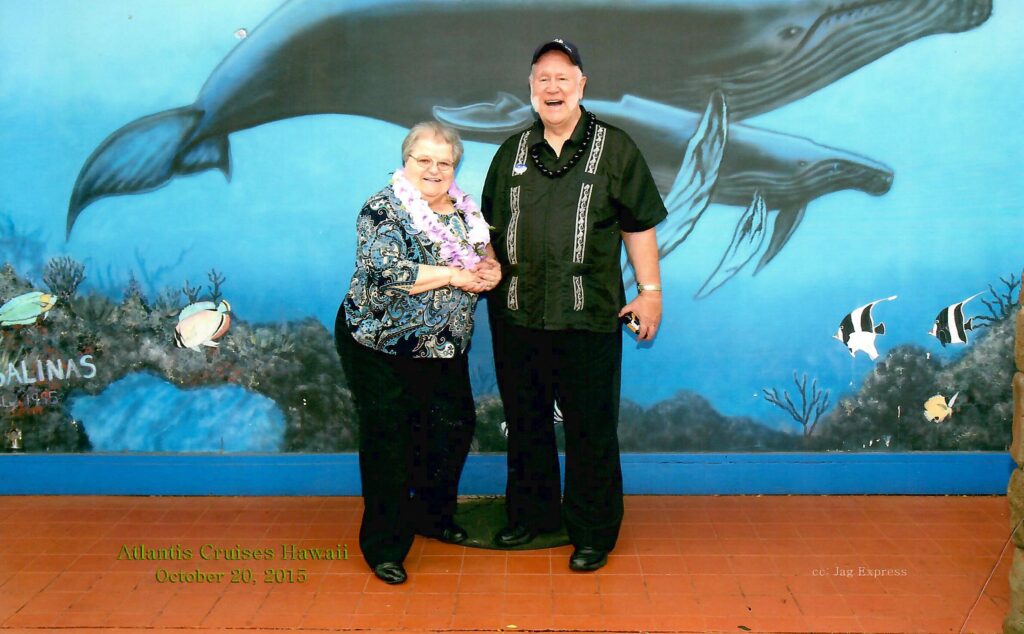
[
  {"x1": 335, "y1": 326, "x2": 476, "y2": 568},
  {"x1": 490, "y1": 318, "x2": 624, "y2": 552}
]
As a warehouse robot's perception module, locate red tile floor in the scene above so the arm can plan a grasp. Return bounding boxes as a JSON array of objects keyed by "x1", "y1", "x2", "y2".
[{"x1": 0, "y1": 495, "x2": 1010, "y2": 633}]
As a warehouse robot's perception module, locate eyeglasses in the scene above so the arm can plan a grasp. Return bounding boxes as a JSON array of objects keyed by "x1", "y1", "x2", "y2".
[{"x1": 409, "y1": 155, "x2": 454, "y2": 172}]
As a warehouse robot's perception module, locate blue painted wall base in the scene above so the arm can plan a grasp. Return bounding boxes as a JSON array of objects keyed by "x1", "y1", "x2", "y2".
[{"x1": 0, "y1": 453, "x2": 1012, "y2": 495}]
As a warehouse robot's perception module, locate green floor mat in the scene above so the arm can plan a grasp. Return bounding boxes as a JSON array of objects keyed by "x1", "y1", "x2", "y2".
[{"x1": 454, "y1": 496, "x2": 569, "y2": 550}]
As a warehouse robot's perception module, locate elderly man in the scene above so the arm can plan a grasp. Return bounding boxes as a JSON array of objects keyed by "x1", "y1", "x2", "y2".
[{"x1": 481, "y1": 39, "x2": 667, "y2": 571}]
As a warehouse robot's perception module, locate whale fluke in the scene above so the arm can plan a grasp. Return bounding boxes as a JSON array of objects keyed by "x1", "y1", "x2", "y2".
[
  {"x1": 433, "y1": 92, "x2": 534, "y2": 133},
  {"x1": 695, "y1": 192, "x2": 767, "y2": 299},
  {"x1": 67, "y1": 106, "x2": 230, "y2": 238}
]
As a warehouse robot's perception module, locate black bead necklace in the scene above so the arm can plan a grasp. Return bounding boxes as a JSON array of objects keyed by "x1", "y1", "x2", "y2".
[{"x1": 529, "y1": 111, "x2": 595, "y2": 179}]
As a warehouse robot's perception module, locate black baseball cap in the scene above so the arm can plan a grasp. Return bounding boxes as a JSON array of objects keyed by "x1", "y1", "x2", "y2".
[{"x1": 531, "y1": 39, "x2": 583, "y2": 70}]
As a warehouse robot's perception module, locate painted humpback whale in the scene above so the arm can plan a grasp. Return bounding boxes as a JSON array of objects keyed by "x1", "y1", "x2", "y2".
[
  {"x1": 67, "y1": 0, "x2": 988, "y2": 235},
  {"x1": 590, "y1": 96, "x2": 893, "y2": 296}
]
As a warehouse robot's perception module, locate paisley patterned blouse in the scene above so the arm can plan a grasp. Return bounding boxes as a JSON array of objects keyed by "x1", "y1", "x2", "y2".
[{"x1": 342, "y1": 185, "x2": 481, "y2": 358}]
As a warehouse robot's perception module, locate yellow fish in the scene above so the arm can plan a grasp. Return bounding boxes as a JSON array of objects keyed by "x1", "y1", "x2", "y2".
[{"x1": 923, "y1": 392, "x2": 958, "y2": 423}]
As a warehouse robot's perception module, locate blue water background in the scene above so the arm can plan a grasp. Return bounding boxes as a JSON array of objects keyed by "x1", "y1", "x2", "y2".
[
  {"x1": 69, "y1": 372, "x2": 285, "y2": 452},
  {"x1": 1, "y1": 1, "x2": 1022, "y2": 434}
]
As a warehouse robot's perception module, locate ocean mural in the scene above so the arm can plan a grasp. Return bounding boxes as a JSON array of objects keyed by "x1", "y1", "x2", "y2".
[{"x1": 0, "y1": 0, "x2": 1020, "y2": 453}]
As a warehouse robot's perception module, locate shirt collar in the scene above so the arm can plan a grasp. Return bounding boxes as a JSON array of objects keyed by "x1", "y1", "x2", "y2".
[{"x1": 529, "y1": 105, "x2": 590, "y2": 149}]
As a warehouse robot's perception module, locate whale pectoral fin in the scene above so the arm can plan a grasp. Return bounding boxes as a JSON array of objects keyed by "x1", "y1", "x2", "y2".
[
  {"x1": 753, "y1": 204, "x2": 807, "y2": 275},
  {"x1": 623, "y1": 93, "x2": 728, "y2": 287},
  {"x1": 694, "y1": 192, "x2": 768, "y2": 299},
  {"x1": 433, "y1": 93, "x2": 534, "y2": 133},
  {"x1": 67, "y1": 106, "x2": 218, "y2": 238},
  {"x1": 655, "y1": 91, "x2": 728, "y2": 262}
]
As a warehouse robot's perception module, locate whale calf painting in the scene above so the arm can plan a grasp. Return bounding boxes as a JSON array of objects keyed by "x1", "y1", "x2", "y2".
[{"x1": 592, "y1": 95, "x2": 893, "y2": 293}]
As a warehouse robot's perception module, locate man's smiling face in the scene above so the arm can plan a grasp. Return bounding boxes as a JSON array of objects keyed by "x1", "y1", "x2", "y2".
[{"x1": 530, "y1": 50, "x2": 587, "y2": 131}]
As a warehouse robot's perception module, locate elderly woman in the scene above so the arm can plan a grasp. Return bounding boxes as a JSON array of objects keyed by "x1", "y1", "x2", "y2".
[{"x1": 335, "y1": 121, "x2": 499, "y2": 584}]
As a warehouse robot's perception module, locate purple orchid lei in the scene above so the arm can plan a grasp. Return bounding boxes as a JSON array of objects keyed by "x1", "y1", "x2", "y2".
[{"x1": 391, "y1": 168, "x2": 491, "y2": 268}]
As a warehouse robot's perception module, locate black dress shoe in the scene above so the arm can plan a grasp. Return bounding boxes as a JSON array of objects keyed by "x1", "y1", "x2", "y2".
[
  {"x1": 494, "y1": 523, "x2": 539, "y2": 547},
  {"x1": 418, "y1": 520, "x2": 468, "y2": 544},
  {"x1": 434, "y1": 523, "x2": 468, "y2": 545},
  {"x1": 372, "y1": 561, "x2": 407, "y2": 584},
  {"x1": 569, "y1": 547, "x2": 608, "y2": 572}
]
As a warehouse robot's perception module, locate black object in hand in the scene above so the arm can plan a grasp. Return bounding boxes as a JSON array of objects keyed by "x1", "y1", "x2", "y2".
[{"x1": 620, "y1": 311, "x2": 640, "y2": 334}]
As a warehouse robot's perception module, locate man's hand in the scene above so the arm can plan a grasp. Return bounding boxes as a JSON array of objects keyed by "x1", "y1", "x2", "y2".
[
  {"x1": 475, "y1": 257, "x2": 502, "y2": 291},
  {"x1": 619, "y1": 292, "x2": 661, "y2": 341},
  {"x1": 621, "y1": 227, "x2": 663, "y2": 341},
  {"x1": 452, "y1": 257, "x2": 502, "y2": 294}
]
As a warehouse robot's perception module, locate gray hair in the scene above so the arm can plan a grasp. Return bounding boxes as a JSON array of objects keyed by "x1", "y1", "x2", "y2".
[{"x1": 401, "y1": 121, "x2": 464, "y2": 167}]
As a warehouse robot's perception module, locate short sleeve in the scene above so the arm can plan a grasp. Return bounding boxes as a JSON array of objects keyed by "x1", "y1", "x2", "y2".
[
  {"x1": 612, "y1": 141, "x2": 668, "y2": 233},
  {"x1": 481, "y1": 143, "x2": 508, "y2": 226}
]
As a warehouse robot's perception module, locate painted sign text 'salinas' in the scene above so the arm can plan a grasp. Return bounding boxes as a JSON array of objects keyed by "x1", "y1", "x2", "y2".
[{"x1": 0, "y1": 355, "x2": 97, "y2": 388}]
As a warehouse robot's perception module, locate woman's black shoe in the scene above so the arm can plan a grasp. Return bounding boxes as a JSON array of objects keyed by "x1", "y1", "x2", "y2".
[{"x1": 372, "y1": 562, "x2": 407, "y2": 584}]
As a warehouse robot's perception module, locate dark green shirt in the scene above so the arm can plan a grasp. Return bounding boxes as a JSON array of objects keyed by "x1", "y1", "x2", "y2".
[{"x1": 482, "y1": 107, "x2": 668, "y2": 332}]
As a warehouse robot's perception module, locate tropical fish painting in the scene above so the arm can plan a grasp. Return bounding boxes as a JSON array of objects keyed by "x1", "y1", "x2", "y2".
[
  {"x1": 923, "y1": 392, "x2": 959, "y2": 423},
  {"x1": 0, "y1": 292, "x2": 57, "y2": 327},
  {"x1": 833, "y1": 296, "x2": 897, "y2": 361},
  {"x1": 174, "y1": 300, "x2": 232, "y2": 351},
  {"x1": 929, "y1": 293, "x2": 983, "y2": 347}
]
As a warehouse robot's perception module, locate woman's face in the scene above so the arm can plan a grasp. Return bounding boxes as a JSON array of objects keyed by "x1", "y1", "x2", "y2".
[{"x1": 404, "y1": 135, "x2": 455, "y2": 207}]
